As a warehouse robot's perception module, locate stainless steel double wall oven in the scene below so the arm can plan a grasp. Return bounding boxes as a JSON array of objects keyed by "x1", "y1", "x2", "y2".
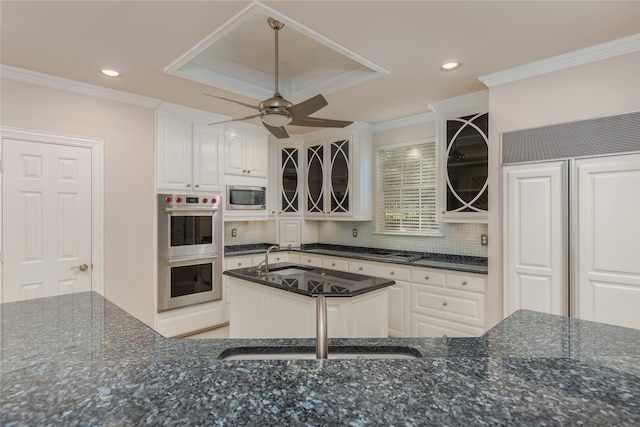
[{"x1": 157, "y1": 193, "x2": 222, "y2": 311}]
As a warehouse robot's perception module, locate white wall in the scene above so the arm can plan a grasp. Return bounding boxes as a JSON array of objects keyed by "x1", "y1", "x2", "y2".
[
  {"x1": 487, "y1": 52, "x2": 640, "y2": 329},
  {"x1": 0, "y1": 78, "x2": 157, "y2": 327}
]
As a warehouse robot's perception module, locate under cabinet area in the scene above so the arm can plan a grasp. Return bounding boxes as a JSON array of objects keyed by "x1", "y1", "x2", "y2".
[{"x1": 156, "y1": 104, "x2": 225, "y2": 193}]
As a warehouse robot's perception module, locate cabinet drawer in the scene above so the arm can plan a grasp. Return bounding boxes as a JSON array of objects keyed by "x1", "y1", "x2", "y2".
[
  {"x1": 323, "y1": 257, "x2": 349, "y2": 271},
  {"x1": 410, "y1": 313, "x2": 484, "y2": 338},
  {"x1": 300, "y1": 254, "x2": 323, "y2": 267},
  {"x1": 410, "y1": 268, "x2": 445, "y2": 286},
  {"x1": 411, "y1": 284, "x2": 485, "y2": 327},
  {"x1": 224, "y1": 256, "x2": 254, "y2": 269},
  {"x1": 447, "y1": 273, "x2": 486, "y2": 293},
  {"x1": 349, "y1": 260, "x2": 410, "y2": 281}
]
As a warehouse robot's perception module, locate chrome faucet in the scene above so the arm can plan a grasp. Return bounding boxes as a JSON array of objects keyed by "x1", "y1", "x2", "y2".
[{"x1": 261, "y1": 245, "x2": 280, "y2": 272}]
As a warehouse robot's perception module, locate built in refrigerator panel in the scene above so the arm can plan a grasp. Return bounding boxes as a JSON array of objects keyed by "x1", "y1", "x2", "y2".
[{"x1": 575, "y1": 154, "x2": 640, "y2": 329}]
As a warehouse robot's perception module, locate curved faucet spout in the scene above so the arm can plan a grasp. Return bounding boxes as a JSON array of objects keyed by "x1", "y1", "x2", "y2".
[{"x1": 262, "y1": 245, "x2": 280, "y2": 272}]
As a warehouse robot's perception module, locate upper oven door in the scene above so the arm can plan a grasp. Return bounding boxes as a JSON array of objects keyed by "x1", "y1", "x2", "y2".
[{"x1": 158, "y1": 206, "x2": 218, "y2": 258}]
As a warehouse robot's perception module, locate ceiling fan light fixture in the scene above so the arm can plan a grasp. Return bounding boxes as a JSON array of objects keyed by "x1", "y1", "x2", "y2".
[{"x1": 261, "y1": 111, "x2": 292, "y2": 127}]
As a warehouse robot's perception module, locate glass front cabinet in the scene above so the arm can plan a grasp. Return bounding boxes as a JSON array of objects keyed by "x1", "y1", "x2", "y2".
[
  {"x1": 303, "y1": 124, "x2": 372, "y2": 220},
  {"x1": 280, "y1": 145, "x2": 302, "y2": 215},
  {"x1": 429, "y1": 91, "x2": 488, "y2": 223}
]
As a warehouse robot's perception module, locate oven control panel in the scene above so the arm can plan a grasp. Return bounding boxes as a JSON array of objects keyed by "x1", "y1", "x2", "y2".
[{"x1": 158, "y1": 194, "x2": 220, "y2": 206}]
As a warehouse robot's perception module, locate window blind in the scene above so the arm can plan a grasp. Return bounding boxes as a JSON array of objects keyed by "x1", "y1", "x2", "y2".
[{"x1": 376, "y1": 141, "x2": 439, "y2": 234}]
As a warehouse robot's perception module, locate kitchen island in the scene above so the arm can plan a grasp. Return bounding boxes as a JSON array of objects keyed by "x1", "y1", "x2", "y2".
[
  {"x1": 2, "y1": 291, "x2": 639, "y2": 425},
  {"x1": 224, "y1": 263, "x2": 394, "y2": 339}
]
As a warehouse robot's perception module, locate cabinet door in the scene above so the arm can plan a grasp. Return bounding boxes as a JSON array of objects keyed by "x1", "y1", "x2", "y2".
[
  {"x1": 246, "y1": 134, "x2": 268, "y2": 178},
  {"x1": 503, "y1": 161, "x2": 567, "y2": 317},
  {"x1": 328, "y1": 139, "x2": 350, "y2": 214},
  {"x1": 411, "y1": 313, "x2": 484, "y2": 338},
  {"x1": 279, "y1": 219, "x2": 301, "y2": 248},
  {"x1": 157, "y1": 115, "x2": 193, "y2": 191},
  {"x1": 576, "y1": 153, "x2": 640, "y2": 329},
  {"x1": 388, "y1": 281, "x2": 410, "y2": 337},
  {"x1": 306, "y1": 143, "x2": 325, "y2": 215},
  {"x1": 224, "y1": 132, "x2": 247, "y2": 176},
  {"x1": 192, "y1": 123, "x2": 222, "y2": 192},
  {"x1": 280, "y1": 146, "x2": 300, "y2": 214}
]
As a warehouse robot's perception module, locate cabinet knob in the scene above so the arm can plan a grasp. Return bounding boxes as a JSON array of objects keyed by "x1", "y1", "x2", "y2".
[
  {"x1": 442, "y1": 301, "x2": 448, "y2": 307},
  {"x1": 186, "y1": 184, "x2": 191, "y2": 188},
  {"x1": 331, "y1": 263, "x2": 336, "y2": 267},
  {"x1": 276, "y1": 257, "x2": 281, "y2": 261},
  {"x1": 247, "y1": 170, "x2": 251, "y2": 174},
  {"x1": 308, "y1": 259, "x2": 312, "y2": 263},
  {"x1": 424, "y1": 275, "x2": 429, "y2": 280},
  {"x1": 441, "y1": 210, "x2": 445, "y2": 214},
  {"x1": 238, "y1": 262, "x2": 242, "y2": 266},
  {"x1": 443, "y1": 334, "x2": 448, "y2": 339},
  {"x1": 242, "y1": 170, "x2": 247, "y2": 173},
  {"x1": 390, "y1": 271, "x2": 395, "y2": 276},
  {"x1": 462, "y1": 280, "x2": 467, "y2": 286},
  {"x1": 358, "y1": 267, "x2": 363, "y2": 271},
  {"x1": 195, "y1": 184, "x2": 200, "y2": 188}
]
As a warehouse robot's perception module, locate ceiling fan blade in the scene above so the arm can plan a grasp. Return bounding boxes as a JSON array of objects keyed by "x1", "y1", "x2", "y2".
[
  {"x1": 208, "y1": 113, "x2": 262, "y2": 126},
  {"x1": 203, "y1": 93, "x2": 260, "y2": 110},
  {"x1": 289, "y1": 117, "x2": 353, "y2": 128},
  {"x1": 263, "y1": 123, "x2": 290, "y2": 139},
  {"x1": 289, "y1": 94, "x2": 328, "y2": 119}
]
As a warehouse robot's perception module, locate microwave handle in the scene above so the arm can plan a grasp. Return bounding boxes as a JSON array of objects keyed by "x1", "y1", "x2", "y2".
[
  {"x1": 164, "y1": 207, "x2": 219, "y2": 214},
  {"x1": 165, "y1": 255, "x2": 218, "y2": 264}
]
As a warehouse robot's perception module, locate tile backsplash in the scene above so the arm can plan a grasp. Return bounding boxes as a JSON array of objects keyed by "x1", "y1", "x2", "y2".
[
  {"x1": 317, "y1": 221, "x2": 488, "y2": 257},
  {"x1": 225, "y1": 220, "x2": 488, "y2": 257}
]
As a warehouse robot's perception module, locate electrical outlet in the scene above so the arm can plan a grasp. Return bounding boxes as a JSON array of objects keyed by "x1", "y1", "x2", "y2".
[
  {"x1": 481, "y1": 234, "x2": 488, "y2": 246},
  {"x1": 231, "y1": 228, "x2": 237, "y2": 238},
  {"x1": 352, "y1": 228, "x2": 358, "y2": 238}
]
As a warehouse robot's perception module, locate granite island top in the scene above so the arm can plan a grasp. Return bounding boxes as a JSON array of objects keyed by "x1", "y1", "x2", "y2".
[
  {"x1": 223, "y1": 263, "x2": 395, "y2": 297},
  {"x1": 2, "y1": 292, "x2": 639, "y2": 426},
  {"x1": 225, "y1": 243, "x2": 489, "y2": 275}
]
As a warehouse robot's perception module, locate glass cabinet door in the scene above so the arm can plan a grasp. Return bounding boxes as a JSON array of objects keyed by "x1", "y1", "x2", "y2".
[
  {"x1": 445, "y1": 113, "x2": 488, "y2": 213},
  {"x1": 306, "y1": 144, "x2": 325, "y2": 214},
  {"x1": 329, "y1": 139, "x2": 350, "y2": 213},
  {"x1": 281, "y1": 147, "x2": 299, "y2": 213}
]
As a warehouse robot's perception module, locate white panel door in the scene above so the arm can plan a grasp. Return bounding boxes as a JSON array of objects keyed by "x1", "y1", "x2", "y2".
[
  {"x1": 503, "y1": 161, "x2": 567, "y2": 316},
  {"x1": 156, "y1": 115, "x2": 192, "y2": 191},
  {"x1": 3, "y1": 139, "x2": 92, "y2": 302},
  {"x1": 192, "y1": 123, "x2": 222, "y2": 192},
  {"x1": 576, "y1": 153, "x2": 640, "y2": 329}
]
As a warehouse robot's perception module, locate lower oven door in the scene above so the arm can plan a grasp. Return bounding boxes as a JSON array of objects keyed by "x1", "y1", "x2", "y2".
[{"x1": 158, "y1": 255, "x2": 222, "y2": 312}]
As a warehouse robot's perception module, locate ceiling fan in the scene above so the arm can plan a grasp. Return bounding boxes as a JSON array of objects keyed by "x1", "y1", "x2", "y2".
[{"x1": 205, "y1": 17, "x2": 352, "y2": 139}]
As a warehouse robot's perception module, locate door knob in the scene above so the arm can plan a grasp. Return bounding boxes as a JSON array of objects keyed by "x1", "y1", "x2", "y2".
[{"x1": 71, "y1": 264, "x2": 89, "y2": 272}]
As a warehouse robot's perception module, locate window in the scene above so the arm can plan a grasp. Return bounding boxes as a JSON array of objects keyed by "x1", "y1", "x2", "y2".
[{"x1": 376, "y1": 139, "x2": 439, "y2": 235}]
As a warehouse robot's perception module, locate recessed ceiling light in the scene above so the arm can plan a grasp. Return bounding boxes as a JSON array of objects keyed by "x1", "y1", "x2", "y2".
[
  {"x1": 100, "y1": 69, "x2": 121, "y2": 78},
  {"x1": 440, "y1": 62, "x2": 462, "y2": 71}
]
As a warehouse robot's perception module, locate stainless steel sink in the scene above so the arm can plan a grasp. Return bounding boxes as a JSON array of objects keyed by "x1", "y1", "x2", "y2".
[
  {"x1": 268, "y1": 265, "x2": 314, "y2": 275},
  {"x1": 219, "y1": 346, "x2": 421, "y2": 360}
]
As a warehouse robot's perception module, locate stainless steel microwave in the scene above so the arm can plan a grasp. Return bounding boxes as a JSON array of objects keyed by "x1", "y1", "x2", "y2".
[{"x1": 226, "y1": 185, "x2": 266, "y2": 210}]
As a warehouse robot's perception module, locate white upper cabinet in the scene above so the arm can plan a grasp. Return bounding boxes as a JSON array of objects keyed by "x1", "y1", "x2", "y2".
[
  {"x1": 273, "y1": 137, "x2": 304, "y2": 217},
  {"x1": 303, "y1": 123, "x2": 372, "y2": 221},
  {"x1": 224, "y1": 124, "x2": 269, "y2": 180},
  {"x1": 156, "y1": 104, "x2": 225, "y2": 193},
  {"x1": 429, "y1": 91, "x2": 488, "y2": 223}
]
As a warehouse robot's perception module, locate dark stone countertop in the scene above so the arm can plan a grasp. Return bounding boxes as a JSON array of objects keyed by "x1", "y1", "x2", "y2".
[
  {"x1": 2, "y1": 291, "x2": 639, "y2": 426},
  {"x1": 224, "y1": 243, "x2": 488, "y2": 274},
  {"x1": 223, "y1": 262, "x2": 395, "y2": 297}
]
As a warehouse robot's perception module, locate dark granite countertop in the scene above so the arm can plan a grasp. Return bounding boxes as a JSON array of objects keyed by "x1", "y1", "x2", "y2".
[
  {"x1": 225, "y1": 243, "x2": 488, "y2": 274},
  {"x1": 2, "y1": 291, "x2": 639, "y2": 425},
  {"x1": 223, "y1": 262, "x2": 395, "y2": 297}
]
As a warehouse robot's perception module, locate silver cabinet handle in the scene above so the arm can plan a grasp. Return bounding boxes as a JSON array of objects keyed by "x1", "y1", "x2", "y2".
[
  {"x1": 247, "y1": 170, "x2": 251, "y2": 174},
  {"x1": 390, "y1": 271, "x2": 395, "y2": 276},
  {"x1": 195, "y1": 184, "x2": 200, "y2": 188},
  {"x1": 442, "y1": 301, "x2": 448, "y2": 307},
  {"x1": 358, "y1": 267, "x2": 363, "y2": 271},
  {"x1": 462, "y1": 280, "x2": 467, "y2": 286},
  {"x1": 331, "y1": 263, "x2": 336, "y2": 267},
  {"x1": 424, "y1": 275, "x2": 429, "y2": 280},
  {"x1": 71, "y1": 264, "x2": 89, "y2": 272},
  {"x1": 186, "y1": 184, "x2": 191, "y2": 187}
]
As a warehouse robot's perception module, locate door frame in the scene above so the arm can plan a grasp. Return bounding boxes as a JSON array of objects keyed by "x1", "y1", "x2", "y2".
[{"x1": 0, "y1": 127, "x2": 104, "y2": 299}]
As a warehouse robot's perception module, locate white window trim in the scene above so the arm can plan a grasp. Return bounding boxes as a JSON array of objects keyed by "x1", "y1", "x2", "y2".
[{"x1": 375, "y1": 137, "x2": 440, "y2": 236}]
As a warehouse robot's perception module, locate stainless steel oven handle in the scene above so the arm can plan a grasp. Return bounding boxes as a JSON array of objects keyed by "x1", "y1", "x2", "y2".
[
  {"x1": 164, "y1": 255, "x2": 218, "y2": 264},
  {"x1": 164, "y1": 207, "x2": 218, "y2": 214}
]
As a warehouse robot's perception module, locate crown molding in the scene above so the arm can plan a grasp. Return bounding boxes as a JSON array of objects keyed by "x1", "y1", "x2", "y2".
[
  {"x1": 479, "y1": 33, "x2": 640, "y2": 88},
  {"x1": 372, "y1": 112, "x2": 435, "y2": 133},
  {"x1": 0, "y1": 64, "x2": 162, "y2": 109}
]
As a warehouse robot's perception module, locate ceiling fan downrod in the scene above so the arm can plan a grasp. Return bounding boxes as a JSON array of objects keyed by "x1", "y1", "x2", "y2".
[{"x1": 268, "y1": 18, "x2": 284, "y2": 97}]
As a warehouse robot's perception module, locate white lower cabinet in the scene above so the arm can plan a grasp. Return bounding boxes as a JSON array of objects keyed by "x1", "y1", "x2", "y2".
[
  {"x1": 225, "y1": 251, "x2": 487, "y2": 338},
  {"x1": 229, "y1": 277, "x2": 388, "y2": 338},
  {"x1": 388, "y1": 281, "x2": 410, "y2": 338}
]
